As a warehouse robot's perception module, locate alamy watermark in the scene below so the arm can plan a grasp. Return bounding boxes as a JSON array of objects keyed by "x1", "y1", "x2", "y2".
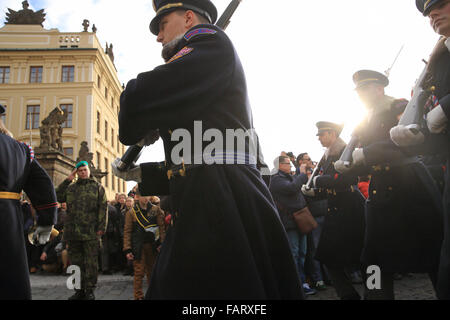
[
  {"x1": 66, "y1": 265, "x2": 81, "y2": 290},
  {"x1": 366, "y1": 265, "x2": 381, "y2": 290},
  {"x1": 169, "y1": 121, "x2": 271, "y2": 175}
]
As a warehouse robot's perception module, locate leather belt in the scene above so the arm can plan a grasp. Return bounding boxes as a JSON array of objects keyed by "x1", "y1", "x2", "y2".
[
  {"x1": 167, "y1": 152, "x2": 258, "y2": 180},
  {"x1": 0, "y1": 192, "x2": 21, "y2": 200}
]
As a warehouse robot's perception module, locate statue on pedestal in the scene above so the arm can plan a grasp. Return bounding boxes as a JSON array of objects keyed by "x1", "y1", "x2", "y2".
[
  {"x1": 5, "y1": 1, "x2": 46, "y2": 26},
  {"x1": 38, "y1": 106, "x2": 67, "y2": 153}
]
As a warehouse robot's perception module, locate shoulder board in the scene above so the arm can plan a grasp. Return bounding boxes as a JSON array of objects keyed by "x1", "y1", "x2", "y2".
[
  {"x1": 184, "y1": 28, "x2": 217, "y2": 41},
  {"x1": 167, "y1": 46, "x2": 194, "y2": 64}
]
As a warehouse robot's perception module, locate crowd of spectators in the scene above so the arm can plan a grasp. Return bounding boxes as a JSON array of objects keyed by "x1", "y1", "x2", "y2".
[
  {"x1": 269, "y1": 150, "x2": 368, "y2": 296},
  {"x1": 22, "y1": 187, "x2": 170, "y2": 283}
]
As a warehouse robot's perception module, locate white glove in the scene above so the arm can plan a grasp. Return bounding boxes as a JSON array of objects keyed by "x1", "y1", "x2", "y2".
[
  {"x1": 352, "y1": 148, "x2": 365, "y2": 166},
  {"x1": 33, "y1": 225, "x2": 53, "y2": 245},
  {"x1": 445, "y1": 38, "x2": 450, "y2": 52},
  {"x1": 112, "y1": 158, "x2": 142, "y2": 182},
  {"x1": 390, "y1": 124, "x2": 425, "y2": 146},
  {"x1": 427, "y1": 105, "x2": 448, "y2": 134},
  {"x1": 334, "y1": 160, "x2": 352, "y2": 174},
  {"x1": 301, "y1": 184, "x2": 315, "y2": 197}
]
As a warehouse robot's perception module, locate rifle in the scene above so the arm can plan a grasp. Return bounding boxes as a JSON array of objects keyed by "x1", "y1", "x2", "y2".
[
  {"x1": 390, "y1": 38, "x2": 445, "y2": 144},
  {"x1": 116, "y1": 0, "x2": 244, "y2": 171}
]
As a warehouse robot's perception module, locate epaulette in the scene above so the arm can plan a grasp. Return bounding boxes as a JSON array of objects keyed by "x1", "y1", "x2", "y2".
[{"x1": 184, "y1": 27, "x2": 217, "y2": 41}]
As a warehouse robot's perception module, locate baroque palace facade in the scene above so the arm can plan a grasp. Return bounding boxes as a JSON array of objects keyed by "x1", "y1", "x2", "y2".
[{"x1": 0, "y1": 1, "x2": 126, "y2": 199}]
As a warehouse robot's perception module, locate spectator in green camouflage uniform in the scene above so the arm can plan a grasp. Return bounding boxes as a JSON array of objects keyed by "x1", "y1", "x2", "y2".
[{"x1": 56, "y1": 161, "x2": 107, "y2": 300}]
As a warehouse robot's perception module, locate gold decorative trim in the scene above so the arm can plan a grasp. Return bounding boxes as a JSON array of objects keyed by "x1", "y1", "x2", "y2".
[{"x1": 156, "y1": 3, "x2": 184, "y2": 15}]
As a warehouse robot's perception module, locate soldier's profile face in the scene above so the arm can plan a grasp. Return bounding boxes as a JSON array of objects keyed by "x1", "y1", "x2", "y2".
[
  {"x1": 76, "y1": 166, "x2": 90, "y2": 179},
  {"x1": 318, "y1": 131, "x2": 332, "y2": 148},
  {"x1": 428, "y1": 0, "x2": 450, "y2": 36},
  {"x1": 355, "y1": 84, "x2": 382, "y2": 107},
  {"x1": 157, "y1": 11, "x2": 188, "y2": 45}
]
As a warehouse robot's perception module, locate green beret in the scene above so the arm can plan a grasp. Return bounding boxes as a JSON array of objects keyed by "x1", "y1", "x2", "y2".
[{"x1": 75, "y1": 161, "x2": 89, "y2": 169}]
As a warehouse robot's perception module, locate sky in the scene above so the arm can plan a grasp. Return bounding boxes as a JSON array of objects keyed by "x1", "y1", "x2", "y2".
[{"x1": 0, "y1": 0, "x2": 441, "y2": 187}]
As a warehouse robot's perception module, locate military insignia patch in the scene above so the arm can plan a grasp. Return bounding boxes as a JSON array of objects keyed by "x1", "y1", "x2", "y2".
[
  {"x1": 184, "y1": 28, "x2": 217, "y2": 41},
  {"x1": 167, "y1": 46, "x2": 194, "y2": 64}
]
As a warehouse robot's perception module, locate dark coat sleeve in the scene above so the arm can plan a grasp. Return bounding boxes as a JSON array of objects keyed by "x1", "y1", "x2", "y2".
[
  {"x1": 23, "y1": 158, "x2": 57, "y2": 227},
  {"x1": 119, "y1": 27, "x2": 235, "y2": 145},
  {"x1": 269, "y1": 173, "x2": 308, "y2": 196}
]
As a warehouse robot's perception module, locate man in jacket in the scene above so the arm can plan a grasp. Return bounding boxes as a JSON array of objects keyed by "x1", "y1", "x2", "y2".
[
  {"x1": 123, "y1": 189, "x2": 166, "y2": 300},
  {"x1": 269, "y1": 156, "x2": 314, "y2": 295},
  {"x1": 56, "y1": 161, "x2": 107, "y2": 300}
]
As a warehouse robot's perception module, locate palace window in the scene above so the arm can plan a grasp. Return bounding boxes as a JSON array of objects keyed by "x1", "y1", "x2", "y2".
[
  {"x1": 60, "y1": 104, "x2": 73, "y2": 128},
  {"x1": 0, "y1": 67, "x2": 10, "y2": 84},
  {"x1": 30, "y1": 66, "x2": 43, "y2": 83},
  {"x1": 61, "y1": 66, "x2": 74, "y2": 82},
  {"x1": 63, "y1": 147, "x2": 73, "y2": 159},
  {"x1": 96, "y1": 111, "x2": 100, "y2": 134},
  {"x1": 25, "y1": 105, "x2": 40, "y2": 129}
]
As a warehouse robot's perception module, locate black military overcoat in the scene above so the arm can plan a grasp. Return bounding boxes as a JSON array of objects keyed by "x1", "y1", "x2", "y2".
[
  {"x1": 0, "y1": 134, "x2": 57, "y2": 299},
  {"x1": 358, "y1": 97, "x2": 443, "y2": 273},
  {"x1": 119, "y1": 24, "x2": 303, "y2": 299},
  {"x1": 312, "y1": 138, "x2": 366, "y2": 268}
]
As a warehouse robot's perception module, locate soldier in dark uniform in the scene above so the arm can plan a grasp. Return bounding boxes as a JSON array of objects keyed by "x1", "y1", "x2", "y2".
[
  {"x1": 335, "y1": 71, "x2": 443, "y2": 299},
  {"x1": 301, "y1": 122, "x2": 366, "y2": 299},
  {"x1": 390, "y1": 0, "x2": 450, "y2": 299},
  {"x1": 0, "y1": 104, "x2": 58, "y2": 299},
  {"x1": 112, "y1": 0, "x2": 303, "y2": 299}
]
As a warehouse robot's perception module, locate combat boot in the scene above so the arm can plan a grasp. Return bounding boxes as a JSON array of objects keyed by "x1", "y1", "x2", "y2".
[
  {"x1": 84, "y1": 289, "x2": 95, "y2": 300},
  {"x1": 68, "y1": 289, "x2": 85, "y2": 300}
]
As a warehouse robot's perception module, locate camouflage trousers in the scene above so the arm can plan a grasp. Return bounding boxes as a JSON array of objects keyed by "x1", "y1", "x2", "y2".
[
  {"x1": 133, "y1": 243, "x2": 157, "y2": 300},
  {"x1": 67, "y1": 239, "x2": 99, "y2": 291}
]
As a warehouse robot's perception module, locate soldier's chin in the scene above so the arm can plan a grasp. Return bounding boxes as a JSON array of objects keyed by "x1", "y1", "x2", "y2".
[{"x1": 161, "y1": 34, "x2": 184, "y2": 62}]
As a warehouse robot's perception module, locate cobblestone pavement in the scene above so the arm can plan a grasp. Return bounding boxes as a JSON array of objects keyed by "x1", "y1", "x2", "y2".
[
  {"x1": 30, "y1": 272, "x2": 145, "y2": 300},
  {"x1": 308, "y1": 273, "x2": 436, "y2": 300},
  {"x1": 30, "y1": 271, "x2": 436, "y2": 300}
]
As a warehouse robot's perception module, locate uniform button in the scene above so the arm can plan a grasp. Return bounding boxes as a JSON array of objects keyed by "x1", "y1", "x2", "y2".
[{"x1": 373, "y1": 190, "x2": 377, "y2": 195}]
